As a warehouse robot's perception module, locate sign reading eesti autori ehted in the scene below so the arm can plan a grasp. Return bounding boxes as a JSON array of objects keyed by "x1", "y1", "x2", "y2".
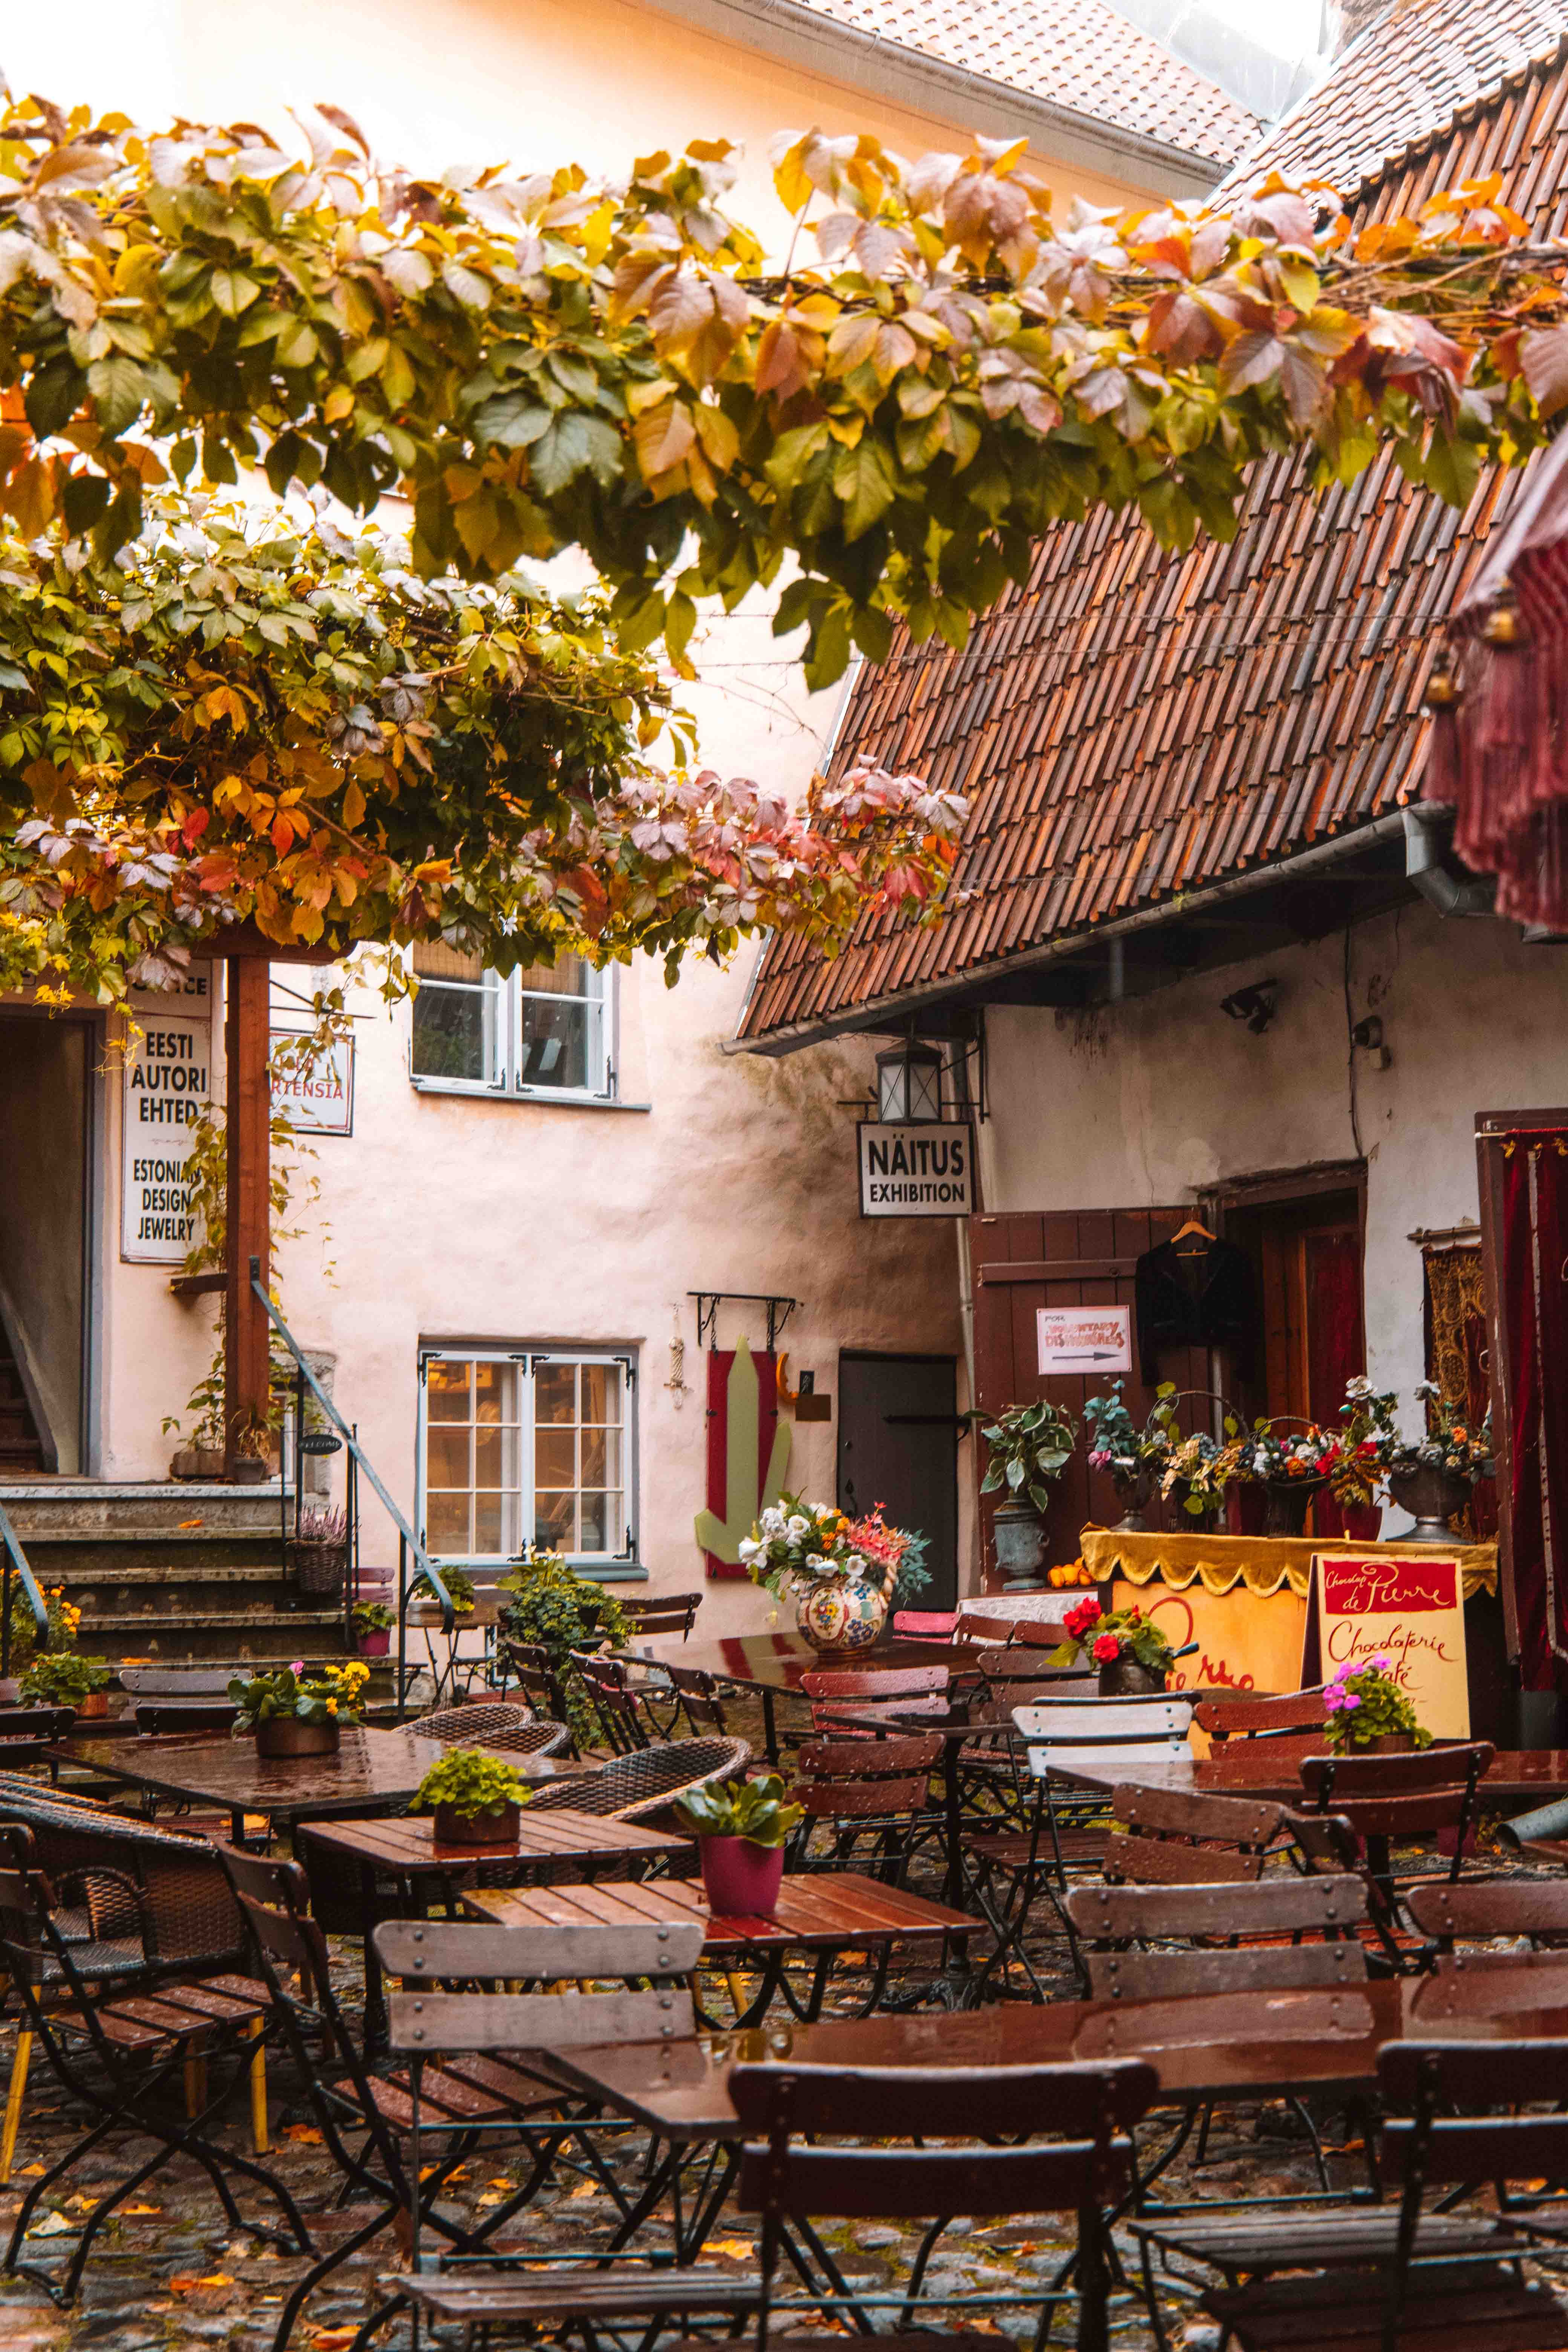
[
  {"x1": 858, "y1": 1121, "x2": 975, "y2": 1217},
  {"x1": 120, "y1": 1010, "x2": 212, "y2": 1263}
]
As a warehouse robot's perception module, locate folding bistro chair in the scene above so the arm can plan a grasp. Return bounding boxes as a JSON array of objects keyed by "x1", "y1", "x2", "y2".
[
  {"x1": 1199, "y1": 2038, "x2": 1568, "y2": 2352},
  {"x1": 0, "y1": 1855, "x2": 302, "y2": 2308},
  {"x1": 968, "y1": 1698, "x2": 1193, "y2": 1999},
  {"x1": 798, "y1": 1664, "x2": 951, "y2": 1734},
  {"x1": 787, "y1": 1735, "x2": 942, "y2": 1885},
  {"x1": 618, "y1": 1590, "x2": 703, "y2": 1642},
  {"x1": 1298, "y1": 1742, "x2": 1495, "y2": 1924},
  {"x1": 1407, "y1": 1876, "x2": 1568, "y2": 1968}
]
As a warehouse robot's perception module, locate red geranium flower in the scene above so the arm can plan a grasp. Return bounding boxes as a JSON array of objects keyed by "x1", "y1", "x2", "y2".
[
  {"x1": 1064, "y1": 1598, "x2": 1101, "y2": 1640},
  {"x1": 1092, "y1": 1632, "x2": 1122, "y2": 1664}
]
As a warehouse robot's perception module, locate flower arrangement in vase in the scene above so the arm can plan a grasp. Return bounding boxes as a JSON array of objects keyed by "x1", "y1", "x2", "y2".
[
  {"x1": 1387, "y1": 1383, "x2": 1494, "y2": 1542},
  {"x1": 1150, "y1": 1387, "x2": 1243, "y2": 1527},
  {"x1": 228, "y1": 1659, "x2": 369, "y2": 1756},
  {"x1": 675, "y1": 1772, "x2": 804, "y2": 1912},
  {"x1": 740, "y1": 1494, "x2": 928, "y2": 1655},
  {"x1": 1084, "y1": 1381, "x2": 1167, "y2": 1531},
  {"x1": 1322, "y1": 1655, "x2": 1432, "y2": 1752},
  {"x1": 1050, "y1": 1597, "x2": 1191, "y2": 1694},
  {"x1": 1236, "y1": 1419, "x2": 1342, "y2": 1535}
]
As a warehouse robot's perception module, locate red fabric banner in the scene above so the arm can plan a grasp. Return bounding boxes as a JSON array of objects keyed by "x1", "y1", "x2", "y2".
[
  {"x1": 702, "y1": 1348, "x2": 781, "y2": 1581},
  {"x1": 1501, "y1": 1132, "x2": 1568, "y2": 1688}
]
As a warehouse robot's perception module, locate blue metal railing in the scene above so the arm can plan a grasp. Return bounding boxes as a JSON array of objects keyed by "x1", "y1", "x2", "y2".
[
  {"x1": 0, "y1": 1500, "x2": 50, "y2": 1679},
  {"x1": 250, "y1": 1259, "x2": 452, "y2": 1719}
]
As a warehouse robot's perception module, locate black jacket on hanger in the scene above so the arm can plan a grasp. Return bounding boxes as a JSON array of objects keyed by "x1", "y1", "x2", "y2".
[{"x1": 1134, "y1": 1237, "x2": 1257, "y2": 1385}]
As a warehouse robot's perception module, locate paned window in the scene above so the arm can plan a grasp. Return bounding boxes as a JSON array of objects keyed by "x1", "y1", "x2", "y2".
[
  {"x1": 410, "y1": 943, "x2": 612, "y2": 1099},
  {"x1": 418, "y1": 1349, "x2": 634, "y2": 1565}
]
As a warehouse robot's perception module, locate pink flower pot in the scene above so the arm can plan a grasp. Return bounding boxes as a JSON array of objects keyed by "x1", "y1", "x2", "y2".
[
  {"x1": 699, "y1": 1836, "x2": 784, "y2": 1916},
  {"x1": 357, "y1": 1629, "x2": 391, "y2": 1657}
]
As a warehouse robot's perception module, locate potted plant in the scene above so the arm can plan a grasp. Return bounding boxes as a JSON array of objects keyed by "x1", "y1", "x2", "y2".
[
  {"x1": 1236, "y1": 1420, "x2": 1341, "y2": 1536},
  {"x1": 974, "y1": 1402, "x2": 1077, "y2": 1582},
  {"x1": 1322, "y1": 1655, "x2": 1432, "y2": 1752},
  {"x1": 1049, "y1": 1596, "x2": 1193, "y2": 1695},
  {"x1": 675, "y1": 1773, "x2": 804, "y2": 1913},
  {"x1": 288, "y1": 1505, "x2": 350, "y2": 1597},
  {"x1": 1387, "y1": 1384, "x2": 1494, "y2": 1543},
  {"x1": 228, "y1": 1659, "x2": 369, "y2": 1757},
  {"x1": 352, "y1": 1600, "x2": 395, "y2": 1657},
  {"x1": 739, "y1": 1495, "x2": 926, "y2": 1655},
  {"x1": 497, "y1": 1549, "x2": 634, "y2": 1743},
  {"x1": 411, "y1": 1749, "x2": 535, "y2": 1847},
  {"x1": 1084, "y1": 1382, "x2": 1167, "y2": 1532},
  {"x1": 410, "y1": 1565, "x2": 476, "y2": 1615},
  {"x1": 20, "y1": 1651, "x2": 113, "y2": 1718}
]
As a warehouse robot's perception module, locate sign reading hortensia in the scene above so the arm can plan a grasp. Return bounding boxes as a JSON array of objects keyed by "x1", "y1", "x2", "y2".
[{"x1": 858, "y1": 1121, "x2": 975, "y2": 1217}]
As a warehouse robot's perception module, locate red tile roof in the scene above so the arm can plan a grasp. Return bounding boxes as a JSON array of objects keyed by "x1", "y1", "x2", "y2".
[
  {"x1": 798, "y1": 0, "x2": 1262, "y2": 167},
  {"x1": 738, "y1": 0, "x2": 1568, "y2": 1049}
]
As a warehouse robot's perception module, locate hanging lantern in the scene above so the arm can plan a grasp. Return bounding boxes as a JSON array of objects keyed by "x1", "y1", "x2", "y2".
[{"x1": 876, "y1": 1039, "x2": 943, "y2": 1122}]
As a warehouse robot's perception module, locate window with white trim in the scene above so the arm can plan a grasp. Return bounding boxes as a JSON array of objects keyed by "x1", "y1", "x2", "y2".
[
  {"x1": 410, "y1": 943, "x2": 613, "y2": 1099},
  {"x1": 418, "y1": 1349, "x2": 634, "y2": 1565}
]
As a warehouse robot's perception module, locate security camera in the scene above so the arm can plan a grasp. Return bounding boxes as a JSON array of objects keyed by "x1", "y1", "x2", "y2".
[{"x1": 1220, "y1": 980, "x2": 1280, "y2": 1035}]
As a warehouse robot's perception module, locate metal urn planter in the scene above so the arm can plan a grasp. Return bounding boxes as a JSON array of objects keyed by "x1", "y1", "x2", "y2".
[
  {"x1": 1098, "y1": 1655, "x2": 1168, "y2": 1697},
  {"x1": 1110, "y1": 1467, "x2": 1157, "y2": 1534},
  {"x1": 1388, "y1": 1464, "x2": 1472, "y2": 1544},
  {"x1": 991, "y1": 1502, "x2": 1047, "y2": 1582},
  {"x1": 1262, "y1": 1475, "x2": 1328, "y2": 1537}
]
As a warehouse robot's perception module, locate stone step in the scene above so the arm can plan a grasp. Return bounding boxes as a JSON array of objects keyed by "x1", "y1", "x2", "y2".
[
  {"x1": 79, "y1": 1610, "x2": 355, "y2": 1666},
  {"x1": 0, "y1": 1482, "x2": 285, "y2": 1540},
  {"x1": 23, "y1": 1536, "x2": 288, "y2": 1578}
]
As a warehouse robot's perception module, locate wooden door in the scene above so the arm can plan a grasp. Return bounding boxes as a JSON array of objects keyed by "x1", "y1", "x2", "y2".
[
  {"x1": 970, "y1": 1207, "x2": 1207, "y2": 1579},
  {"x1": 837, "y1": 1354, "x2": 959, "y2": 1609}
]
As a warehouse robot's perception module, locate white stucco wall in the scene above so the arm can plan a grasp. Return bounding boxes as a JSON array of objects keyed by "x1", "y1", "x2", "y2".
[{"x1": 979, "y1": 898, "x2": 1568, "y2": 1422}]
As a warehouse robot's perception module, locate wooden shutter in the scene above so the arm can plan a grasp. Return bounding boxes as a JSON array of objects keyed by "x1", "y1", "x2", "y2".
[{"x1": 970, "y1": 1207, "x2": 1210, "y2": 1579}]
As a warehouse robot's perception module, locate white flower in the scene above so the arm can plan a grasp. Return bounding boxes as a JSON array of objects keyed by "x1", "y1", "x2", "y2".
[
  {"x1": 760, "y1": 1506, "x2": 786, "y2": 1535},
  {"x1": 1345, "y1": 1375, "x2": 1372, "y2": 1400},
  {"x1": 845, "y1": 1554, "x2": 866, "y2": 1579},
  {"x1": 738, "y1": 1537, "x2": 763, "y2": 1564},
  {"x1": 1413, "y1": 1380, "x2": 1439, "y2": 1402},
  {"x1": 786, "y1": 1514, "x2": 809, "y2": 1539},
  {"x1": 805, "y1": 1553, "x2": 827, "y2": 1571}
]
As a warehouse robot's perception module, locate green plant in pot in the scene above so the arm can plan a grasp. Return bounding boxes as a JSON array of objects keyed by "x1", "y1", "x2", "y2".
[
  {"x1": 410, "y1": 1565, "x2": 476, "y2": 1615},
  {"x1": 352, "y1": 1600, "x2": 395, "y2": 1656},
  {"x1": 228, "y1": 1660, "x2": 369, "y2": 1757},
  {"x1": 1323, "y1": 1656, "x2": 1432, "y2": 1752},
  {"x1": 675, "y1": 1773, "x2": 804, "y2": 1914},
  {"x1": 975, "y1": 1401, "x2": 1077, "y2": 1585},
  {"x1": 411, "y1": 1749, "x2": 534, "y2": 1847},
  {"x1": 496, "y1": 1549, "x2": 632, "y2": 1743},
  {"x1": 20, "y1": 1652, "x2": 113, "y2": 1716}
]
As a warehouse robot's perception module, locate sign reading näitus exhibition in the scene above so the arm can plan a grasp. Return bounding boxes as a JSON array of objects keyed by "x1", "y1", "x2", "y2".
[
  {"x1": 120, "y1": 1005, "x2": 213, "y2": 1263},
  {"x1": 1037, "y1": 1305, "x2": 1133, "y2": 1375},
  {"x1": 858, "y1": 1121, "x2": 975, "y2": 1217}
]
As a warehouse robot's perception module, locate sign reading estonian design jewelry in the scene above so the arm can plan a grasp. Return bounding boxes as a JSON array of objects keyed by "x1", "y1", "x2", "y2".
[
  {"x1": 858, "y1": 1121, "x2": 975, "y2": 1217},
  {"x1": 120, "y1": 982, "x2": 214, "y2": 1263}
]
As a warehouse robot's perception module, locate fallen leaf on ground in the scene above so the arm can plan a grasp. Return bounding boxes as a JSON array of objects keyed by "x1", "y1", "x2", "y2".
[
  {"x1": 26, "y1": 2212, "x2": 71, "y2": 2238},
  {"x1": 567, "y1": 2181, "x2": 598, "y2": 2199},
  {"x1": 284, "y1": 2125, "x2": 323, "y2": 2144},
  {"x1": 120, "y1": 2204, "x2": 161, "y2": 2217},
  {"x1": 707, "y1": 2239, "x2": 756, "y2": 2260},
  {"x1": 16, "y1": 2165, "x2": 44, "y2": 2177},
  {"x1": 309, "y1": 2331, "x2": 362, "y2": 2349}
]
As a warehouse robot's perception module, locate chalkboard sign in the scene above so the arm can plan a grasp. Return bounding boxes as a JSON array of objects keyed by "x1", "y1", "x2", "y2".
[{"x1": 1303, "y1": 1551, "x2": 1470, "y2": 1738}]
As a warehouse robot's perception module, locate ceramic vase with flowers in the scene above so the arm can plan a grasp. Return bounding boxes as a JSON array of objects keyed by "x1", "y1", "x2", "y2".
[
  {"x1": 740, "y1": 1494, "x2": 931, "y2": 1657},
  {"x1": 1050, "y1": 1597, "x2": 1193, "y2": 1695},
  {"x1": 1322, "y1": 1654, "x2": 1432, "y2": 1752}
]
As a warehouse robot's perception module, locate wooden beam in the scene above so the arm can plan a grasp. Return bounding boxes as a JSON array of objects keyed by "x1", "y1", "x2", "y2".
[{"x1": 223, "y1": 960, "x2": 271, "y2": 1477}]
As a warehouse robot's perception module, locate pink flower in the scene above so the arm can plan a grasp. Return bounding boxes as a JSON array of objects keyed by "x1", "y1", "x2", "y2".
[
  {"x1": 290, "y1": 1660, "x2": 305, "y2": 1674},
  {"x1": 1323, "y1": 1687, "x2": 1345, "y2": 1713},
  {"x1": 1341, "y1": 1693, "x2": 1361, "y2": 1711}
]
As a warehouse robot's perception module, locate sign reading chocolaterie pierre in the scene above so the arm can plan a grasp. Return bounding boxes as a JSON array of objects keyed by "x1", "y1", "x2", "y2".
[{"x1": 858, "y1": 1121, "x2": 975, "y2": 1217}]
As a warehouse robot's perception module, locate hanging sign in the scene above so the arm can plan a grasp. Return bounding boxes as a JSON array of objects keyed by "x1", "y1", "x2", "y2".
[
  {"x1": 858, "y1": 1121, "x2": 975, "y2": 1217},
  {"x1": 270, "y1": 1028, "x2": 354, "y2": 1136},
  {"x1": 1037, "y1": 1304, "x2": 1133, "y2": 1375},
  {"x1": 120, "y1": 1010, "x2": 212, "y2": 1263},
  {"x1": 1304, "y1": 1551, "x2": 1470, "y2": 1738}
]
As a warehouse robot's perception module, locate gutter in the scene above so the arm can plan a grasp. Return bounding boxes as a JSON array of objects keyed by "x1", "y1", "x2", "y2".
[
  {"x1": 636, "y1": 0, "x2": 1233, "y2": 197},
  {"x1": 732, "y1": 810, "x2": 1412, "y2": 1055}
]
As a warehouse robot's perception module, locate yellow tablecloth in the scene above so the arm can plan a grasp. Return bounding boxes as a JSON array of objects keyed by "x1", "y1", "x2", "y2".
[{"x1": 1079, "y1": 1528, "x2": 1498, "y2": 1602}]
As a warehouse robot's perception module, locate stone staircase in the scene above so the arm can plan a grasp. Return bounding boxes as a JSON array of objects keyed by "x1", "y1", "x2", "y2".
[
  {"x1": 0, "y1": 1481, "x2": 359, "y2": 1672},
  {"x1": 0, "y1": 1352, "x2": 46, "y2": 1477}
]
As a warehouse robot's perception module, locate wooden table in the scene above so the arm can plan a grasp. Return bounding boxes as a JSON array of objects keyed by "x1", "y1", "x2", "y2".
[
  {"x1": 465, "y1": 1869, "x2": 979, "y2": 2026},
  {"x1": 1043, "y1": 1748, "x2": 1568, "y2": 1811},
  {"x1": 297, "y1": 1808, "x2": 690, "y2": 2049},
  {"x1": 52, "y1": 1725, "x2": 590, "y2": 1844},
  {"x1": 646, "y1": 1632, "x2": 987, "y2": 1759}
]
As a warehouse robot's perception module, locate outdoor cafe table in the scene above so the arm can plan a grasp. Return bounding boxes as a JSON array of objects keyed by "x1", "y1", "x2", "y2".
[
  {"x1": 297, "y1": 1809, "x2": 691, "y2": 2048},
  {"x1": 49, "y1": 1723, "x2": 592, "y2": 1844},
  {"x1": 642, "y1": 1631, "x2": 988, "y2": 1759},
  {"x1": 464, "y1": 1868, "x2": 979, "y2": 2026}
]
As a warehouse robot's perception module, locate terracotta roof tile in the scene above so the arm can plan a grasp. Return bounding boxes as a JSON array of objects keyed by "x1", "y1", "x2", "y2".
[{"x1": 740, "y1": 0, "x2": 1567, "y2": 1045}]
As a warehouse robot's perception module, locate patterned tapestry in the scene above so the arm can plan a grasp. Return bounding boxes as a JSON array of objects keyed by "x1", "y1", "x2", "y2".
[{"x1": 1421, "y1": 1242, "x2": 1498, "y2": 1541}]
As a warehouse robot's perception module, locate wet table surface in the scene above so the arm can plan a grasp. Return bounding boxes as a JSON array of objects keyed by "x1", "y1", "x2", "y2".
[
  {"x1": 646, "y1": 1631, "x2": 989, "y2": 1692},
  {"x1": 1043, "y1": 1748, "x2": 1568, "y2": 1807},
  {"x1": 297, "y1": 1806, "x2": 686, "y2": 1876},
  {"x1": 540, "y1": 1961, "x2": 1568, "y2": 2139},
  {"x1": 52, "y1": 1724, "x2": 589, "y2": 1824},
  {"x1": 466, "y1": 1868, "x2": 975, "y2": 1954}
]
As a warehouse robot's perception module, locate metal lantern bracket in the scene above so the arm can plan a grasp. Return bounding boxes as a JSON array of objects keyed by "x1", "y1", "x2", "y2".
[{"x1": 689, "y1": 1291, "x2": 799, "y2": 1352}]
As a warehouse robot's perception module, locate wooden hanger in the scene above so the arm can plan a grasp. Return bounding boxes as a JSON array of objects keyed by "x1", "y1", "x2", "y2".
[{"x1": 1170, "y1": 1214, "x2": 1217, "y2": 1254}]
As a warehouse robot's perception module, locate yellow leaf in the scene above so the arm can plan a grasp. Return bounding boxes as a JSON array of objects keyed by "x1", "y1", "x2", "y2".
[
  {"x1": 708, "y1": 2239, "x2": 756, "y2": 2260},
  {"x1": 324, "y1": 386, "x2": 355, "y2": 424},
  {"x1": 284, "y1": 2124, "x2": 323, "y2": 2144},
  {"x1": 341, "y1": 780, "x2": 366, "y2": 830}
]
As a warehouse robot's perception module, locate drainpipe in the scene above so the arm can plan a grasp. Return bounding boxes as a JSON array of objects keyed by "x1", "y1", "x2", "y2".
[{"x1": 1402, "y1": 804, "x2": 1496, "y2": 917}]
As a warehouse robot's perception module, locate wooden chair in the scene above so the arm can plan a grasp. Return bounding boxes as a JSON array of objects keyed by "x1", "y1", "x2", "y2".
[
  {"x1": 730, "y1": 2057, "x2": 1159, "y2": 2352},
  {"x1": 663, "y1": 1663, "x2": 731, "y2": 1736},
  {"x1": 1070, "y1": 1872, "x2": 1372, "y2": 2000},
  {"x1": 134, "y1": 1701, "x2": 239, "y2": 1736},
  {"x1": 1200, "y1": 2038, "x2": 1568, "y2": 2352},
  {"x1": 788, "y1": 1735, "x2": 942, "y2": 1883},
  {"x1": 568, "y1": 1651, "x2": 651, "y2": 1752},
  {"x1": 1407, "y1": 1877, "x2": 1568, "y2": 1968},
  {"x1": 617, "y1": 1590, "x2": 703, "y2": 1642},
  {"x1": 495, "y1": 1640, "x2": 576, "y2": 1740},
  {"x1": 1099, "y1": 1782, "x2": 1310, "y2": 1888},
  {"x1": 798, "y1": 1664, "x2": 949, "y2": 1736},
  {"x1": 1299, "y1": 1742, "x2": 1495, "y2": 1897},
  {"x1": 891, "y1": 1609, "x2": 958, "y2": 1639},
  {"x1": 0, "y1": 1850, "x2": 297, "y2": 2308},
  {"x1": 1193, "y1": 1689, "x2": 1327, "y2": 1747}
]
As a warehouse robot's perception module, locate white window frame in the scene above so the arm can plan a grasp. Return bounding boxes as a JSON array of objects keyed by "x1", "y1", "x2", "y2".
[
  {"x1": 409, "y1": 959, "x2": 616, "y2": 1103},
  {"x1": 416, "y1": 1346, "x2": 637, "y2": 1570}
]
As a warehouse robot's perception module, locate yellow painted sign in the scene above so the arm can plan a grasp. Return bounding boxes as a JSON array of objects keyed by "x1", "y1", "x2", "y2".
[
  {"x1": 1110, "y1": 1578, "x2": 1307, "y2": 1699},
  {"x1": 1308, "y1": 1552, "x2": 1470, "y2": 1739}
]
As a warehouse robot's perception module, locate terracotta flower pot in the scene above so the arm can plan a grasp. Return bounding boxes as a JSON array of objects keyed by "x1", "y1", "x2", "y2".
[
  {"x1": 255, "y1": 1715, "x2": 340, "y2": 1759},
  {"x1": 356, "y1": 1628, "x2": 391, "y2": 1657},
  {"x1": 1097, "y1": 1654, "x2": 1168, "y2": 1697},
  {"x1": 432, "y1": 1800, "x2": 521, "y2": 1848},
  {"x1": 74, "y1": 1692, "x2": 109, "y2": 1721},
  {"x1": 1388, "y1": 1464, "x2": 1472, "y2": 1545},
  {"x1": 700, "y1": 1835, "x2": 785, "y2": 1915}
]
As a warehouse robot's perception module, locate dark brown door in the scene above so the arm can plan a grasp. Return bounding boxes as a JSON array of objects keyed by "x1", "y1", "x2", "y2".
[
  {"x1": 837, "y1": 1354, "x2": 959, "y2": 1609},
  {"x1": 970, "y1": 1208, "x2": 1206, "y2": 1577}
]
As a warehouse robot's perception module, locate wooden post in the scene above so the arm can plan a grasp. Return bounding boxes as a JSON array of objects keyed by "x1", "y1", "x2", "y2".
[{"x1": 224, "y1": 957, "x2": 271, "y2": 1479}]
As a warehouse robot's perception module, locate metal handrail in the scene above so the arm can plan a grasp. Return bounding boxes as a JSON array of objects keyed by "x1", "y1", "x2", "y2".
[
  {"x1": 0, "y1": 1500, "x2": 50, "y2": 1678},
  {"x1": 249, "y1": 1259, "x2": 452, "y2": 1717}
]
